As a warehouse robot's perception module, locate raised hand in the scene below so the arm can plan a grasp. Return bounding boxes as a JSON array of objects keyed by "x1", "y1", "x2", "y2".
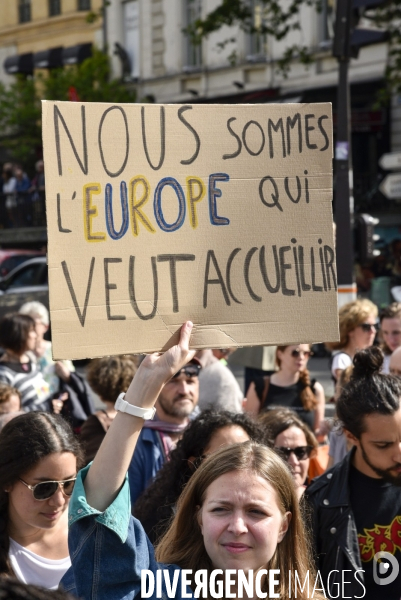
[{"x1": 124, "y1": 321, "x2": 195, "y2": 409}]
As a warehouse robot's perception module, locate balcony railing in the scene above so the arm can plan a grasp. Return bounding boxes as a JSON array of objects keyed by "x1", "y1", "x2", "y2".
[{"x1": 0, "y1": 191, "x2": 46, "y2": 229}]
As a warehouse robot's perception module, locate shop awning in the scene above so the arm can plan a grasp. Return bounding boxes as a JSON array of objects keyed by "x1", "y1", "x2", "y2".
[
  {"x1": 34, "y1": 47, "x2": 63, "y2": 69},
  {"x1": 4, "y1": 53, "x2": 34, "y2": 75},
  {"x1": 62, "y1": 43, "x2": 92, "y2": 65}
]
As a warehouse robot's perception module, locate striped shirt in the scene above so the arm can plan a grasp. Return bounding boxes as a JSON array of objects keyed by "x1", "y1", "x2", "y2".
[{"x1": 0, "y1": 361, "x2": 52, "y2": 412}]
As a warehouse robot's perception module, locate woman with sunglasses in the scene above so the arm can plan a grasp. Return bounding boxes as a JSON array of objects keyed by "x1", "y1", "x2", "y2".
[
  {"x1": 244, "y1": 344, "x2": 326, "y2": 437},
  {"x1": 134, "y1": 409, "x2": 271, "y2": 543},
  {"x1": 0, "y1": 412, "x2": 83, "y2": 588},
  {"x1": 258, "y1": 408, "x2": 318, "y2": 499},
  {"x1": 326, "y1": 299, "x2": 378, "y2": 394},
  {"x1": 61, "y1": 322, "x2": 324, "y2": 600}
]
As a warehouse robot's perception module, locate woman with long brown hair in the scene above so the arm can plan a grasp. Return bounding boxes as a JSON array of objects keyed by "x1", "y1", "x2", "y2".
[
  {"x1": 0, "y1": 412, "x2": 83, "y2": 589},
  {"x1": 244, "y1": 343, "x2": 325, "y2": 437},
  {"x1": 61, "y1": 323, "x2": 325, "y2": 600}
]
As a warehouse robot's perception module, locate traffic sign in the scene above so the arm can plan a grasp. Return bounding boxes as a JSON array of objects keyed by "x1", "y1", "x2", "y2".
[
  {"x1": 379, "y1": 174, "x2": 401, "y2": 199},
  {"x1": 379, "y1": 152, "x2": 401, "y2": 171}
]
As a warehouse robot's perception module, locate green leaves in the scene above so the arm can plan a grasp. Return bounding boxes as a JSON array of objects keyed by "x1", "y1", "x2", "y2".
[
  {"x1": 0, "y1": 50, "x2": 136, "y2": 168},
  {"x1": 183, "y1": 0, "x2": 321, "y2": 75}
]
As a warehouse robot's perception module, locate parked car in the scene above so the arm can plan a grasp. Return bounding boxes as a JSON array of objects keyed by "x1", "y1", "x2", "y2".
[
  {"x1": 0, "y1": 256, "x2": 49, "y2": 320},
  {"x1": 0, "y1": 249, "x2": 45, "y2": 279}
]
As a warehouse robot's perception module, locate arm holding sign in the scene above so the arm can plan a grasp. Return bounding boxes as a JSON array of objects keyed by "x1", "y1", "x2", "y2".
[
  {"x1": 61, "y1": 323, "x2": 195, "y2": 599},
  {"x1": 84, "y1": 321, "x2": 195, "y2": 511}
]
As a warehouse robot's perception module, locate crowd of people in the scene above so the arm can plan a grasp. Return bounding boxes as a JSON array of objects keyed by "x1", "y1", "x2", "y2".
[
  {"x1": 1, "y1": 161, "x2": 45, "y2": 228},
  {"x1": 0, "y1": 299, "x2": 400, "y2": 598}
]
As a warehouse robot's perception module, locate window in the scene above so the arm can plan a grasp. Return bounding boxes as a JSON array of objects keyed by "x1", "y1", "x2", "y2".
[
  {"x1": 183, "y1": 0, "x2": 202, "y2": 68},
  {"x1": 7, "y1": 265, "x2": 41, "y2": 289},
  {"x1": 49, "y1": 0, "x2": 61, "y2": 16},
  {"x1": 78, "y1": 0, "x2": 91, "y2": 10},
  {"x1": 247, "y1": 0, "x2": 268, "y2": 59},
  {"x1": 320, "y1": 0, "x2": 335, "y2": 45},
  {"x1": 18, "y1": 0, "x2": 31, "y2": 23}
]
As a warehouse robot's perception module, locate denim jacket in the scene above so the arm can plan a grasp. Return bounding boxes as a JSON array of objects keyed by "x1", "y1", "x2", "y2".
[
  {"x1": 60, "y1": 465, "x2": 193, "y2": 600},
  {"x1": 128, "y1": 428, "x2": 165, "y2": 506}
]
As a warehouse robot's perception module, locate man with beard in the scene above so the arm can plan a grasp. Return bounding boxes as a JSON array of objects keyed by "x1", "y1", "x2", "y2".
[
  {"x1": 128, "y1": 358, "x2": 201, "y2": 505},
  {"x1": 306, "y1": 347, "x2": 401, "y2": 600}
]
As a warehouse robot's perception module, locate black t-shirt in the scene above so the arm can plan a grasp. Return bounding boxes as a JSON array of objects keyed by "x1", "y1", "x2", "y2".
[
  {"x1": 349, "y1": 464, "x2": 401, "y2": 600},
  {"x1": 255, "y1": 376, "x2": 315, "y2": 430}
]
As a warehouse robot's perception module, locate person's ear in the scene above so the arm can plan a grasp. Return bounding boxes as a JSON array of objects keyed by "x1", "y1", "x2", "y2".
[
  {"x1": 343, "y1": 428, "x2": 358, "y2": 447},
  {"x1": 278, "y1": 511, "x2": 291, "y2": 542}
]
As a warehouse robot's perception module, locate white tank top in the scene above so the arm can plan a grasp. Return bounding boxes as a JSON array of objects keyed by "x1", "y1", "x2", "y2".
[{"x1": 9, "y1": 538, "x2": 71, "y2": 590}]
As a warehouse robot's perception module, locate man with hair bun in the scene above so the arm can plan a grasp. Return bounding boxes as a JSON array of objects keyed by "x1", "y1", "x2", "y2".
[{"x1": 306, "y1": 346, "x2": 401, "y2": 600}]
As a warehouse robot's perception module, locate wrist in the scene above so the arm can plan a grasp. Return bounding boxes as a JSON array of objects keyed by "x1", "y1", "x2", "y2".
[{"x1": 115, "y1": 393, "x2": 156, "y2": 420}]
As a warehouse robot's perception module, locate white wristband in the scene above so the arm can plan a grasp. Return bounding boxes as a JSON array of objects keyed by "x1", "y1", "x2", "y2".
[{"x1": 114, "y1": 393, "x2": 156, "y2": 420}]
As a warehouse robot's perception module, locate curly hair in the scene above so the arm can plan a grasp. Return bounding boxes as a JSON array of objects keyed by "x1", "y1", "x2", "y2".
[
  {"x1": 275, "y1": 346, "x2": 316, "y2": 411},
  {"x1": 86, "y1": 355, "x2": 138, "y2": 402},
  {"x1": 0, "y1": 413, "x2": 83, "y2": 577},
  {"x1": 325, "y1": 299, "x2": 378, "y2": 351},
  {"x1": 0, "y1": 383, "x2": 20, "y2": 407},
  {"x1": 379, "y1": 302, "x2": 401, "y2": 355},
  {"x1": 134, "y1": 410, "x2": 272, "y2": 543},
  {"x1": 337, "y1": 346, "x2": 401, "y2": 438}
]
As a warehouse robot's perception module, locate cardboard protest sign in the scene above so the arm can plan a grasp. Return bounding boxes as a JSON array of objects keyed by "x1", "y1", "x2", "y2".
[{"x1": 42, "y1": 101, "x2": 339, "y2": 359}]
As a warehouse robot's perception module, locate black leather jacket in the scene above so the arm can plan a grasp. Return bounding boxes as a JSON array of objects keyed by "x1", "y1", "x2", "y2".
[{"x1": 305, "y1": 449, "x2": 366, "y2": 599}]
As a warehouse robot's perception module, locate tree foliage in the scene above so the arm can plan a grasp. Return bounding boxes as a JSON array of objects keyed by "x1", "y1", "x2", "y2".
[
  {"x1": 0, "y1": 49, "x2": 135, "y2": 169},
  {"x1": 185, "y1": 0, "x2": 399, "y2": 84},
  {"x1": 372, "y1": 2, "x2": 401, "y2": 102},
  {"x1": 185, "y1": 0, "x2": 321, "y2": 74}
]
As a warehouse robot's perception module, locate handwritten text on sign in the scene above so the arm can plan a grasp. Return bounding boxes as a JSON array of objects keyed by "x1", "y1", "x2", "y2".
[{"x1": 42, "y1": 102, "x2": 338, "y2": 359}]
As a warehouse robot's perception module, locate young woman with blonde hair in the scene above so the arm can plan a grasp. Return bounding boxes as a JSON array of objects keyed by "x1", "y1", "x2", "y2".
[
  {"x1": 326, "y1": 298, "x2": 378, "y2": 388},
  {"x1": 61, "y1": 323, "x2": 325, "y2": 600}
]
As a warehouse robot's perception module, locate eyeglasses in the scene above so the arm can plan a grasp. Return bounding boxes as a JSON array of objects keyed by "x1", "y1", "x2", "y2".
[
  {"x1": 18, "y1": 477, "x2": 76, "y2": 501},
  {"x1": 291, "y1": 349, "x2": 311, "y2": 359},
  {"x1": 172, "y1": 364, "x2": 201, "y2": 379},
  {"x1": 275, "y1": 446, "x2": 313, "y2": 461},
  {"x1": 359, "y1": 323, "x2": 379, "y2": 333}
]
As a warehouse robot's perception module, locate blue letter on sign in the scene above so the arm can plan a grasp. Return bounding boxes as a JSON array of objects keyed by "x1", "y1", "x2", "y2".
[
  {"x1": 208, "y1": 173, "x2": 230, "y2": 226},
  {"x1": 105, "y1": 182, "x2": 129, "y2": 240},
  {"x1": 154, "y1": 177, "x2": 186, "y2": 232}
]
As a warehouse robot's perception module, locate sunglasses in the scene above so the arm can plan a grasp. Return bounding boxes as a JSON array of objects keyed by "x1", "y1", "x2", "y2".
[
  {"x1": 275, "y1": 446, "x2": 313, "y2": 461},
  {"x1": 291, "y1": 349, "x2": 311, "y2": 359},
  {"x1": 18, "y1": 477, "x2": 76, "y2": 501},
  {"x1": 172, "y1": 364, "x2": 201, "y2": 379},
  {"x1": 359, "y1": 322, "x2": 379, "y2": 333}
]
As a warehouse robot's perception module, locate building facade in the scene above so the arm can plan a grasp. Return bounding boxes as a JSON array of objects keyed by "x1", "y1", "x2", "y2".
[
  {"x1": 0, "y1": 0, "x2": 103, "y2": 85},
  {"x1": 103, "y1": 0, "x2": 400, "y2": 300}
]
